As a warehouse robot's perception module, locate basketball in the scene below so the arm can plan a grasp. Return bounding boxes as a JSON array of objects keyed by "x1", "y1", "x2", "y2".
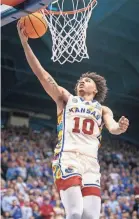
[
  {"x1": 20, "y1": 12, "x2": 48, "y2": 39},
  {"x1": 1, "y1": 0, "x2": 25, "y2": 6}
]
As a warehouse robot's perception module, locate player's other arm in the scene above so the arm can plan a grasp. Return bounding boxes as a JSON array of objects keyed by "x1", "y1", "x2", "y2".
[
  {"x1": 17, "y1": 21, "x2": 70, "y2": 104},
  {"x1": 102, "y1": 106, "x2": 129, "y2": 135}
]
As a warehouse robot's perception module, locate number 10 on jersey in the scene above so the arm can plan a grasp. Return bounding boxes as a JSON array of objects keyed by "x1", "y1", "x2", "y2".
[{"x1": 72, "y1": 117, "x2": 94, "y2": 135}]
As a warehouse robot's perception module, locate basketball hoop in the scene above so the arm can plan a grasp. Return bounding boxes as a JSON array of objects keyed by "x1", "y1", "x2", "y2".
[{"x1": 42, "y1": 0, "x2": 97, "y2": 64}]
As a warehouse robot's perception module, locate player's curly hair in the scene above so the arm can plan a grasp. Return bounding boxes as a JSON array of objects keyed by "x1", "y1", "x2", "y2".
[{"x1": 75, "y1": 72, "x2": 108, "y2": 103}]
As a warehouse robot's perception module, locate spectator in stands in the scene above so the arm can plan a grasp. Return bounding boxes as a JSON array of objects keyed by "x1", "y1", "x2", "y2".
[
  {"x1": 40, "y1": 197, "x2": 55, "y2": 219},
  {"x1": 6, "y1": 161, "x2": 19, "y2": 180},
  {"x1": 134, "y1": 182, "x2": 139, "y2": 195},
  {"x1": 132, "y1": 210, "x2": 138, "y2": 219},
  {"x1": 122, "y1": 210, "x2": 130, "y2": 219},
  {"x1": 133, "y1": 195, "x2": 139, "y2": 217},
  {"x1": 16, "y1": 176, "x2": 28, "y2": 194},
  {"x1": 11, "y1": 200, "x2": 22, "y2": 219},
  {"x1": 3, "y1": 211, "x2": 13, "y2": 219},
  {"x1": 21, "y1": 200, "x2": 33, "y2": 219},
  {"x1": 2, "y1": 188, "x2": 19, "y2": 214},
  {"x1": 108, "y1": 193, "x2": 119, "y2": 214},
  {"x1": 17, "y1": 161, "x2": 27, "y2": 180},
  {"x1": 109, "y1": 168, "x2": 120, "y2": 185},
  {"x1": 1, "y1": 178, "x2": 7, "y2": 195},
  {"x1": 32, "y1": 203, "x2": 42, "y2": 219}
]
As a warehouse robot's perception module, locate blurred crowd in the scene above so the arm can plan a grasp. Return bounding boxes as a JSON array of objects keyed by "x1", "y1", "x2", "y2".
[
  {"x1": 1, "y1": 126, "x2": 139, "y2": 219},
  {"x1": 99, "y1": 139, "x2": 139, "y2": 219}
]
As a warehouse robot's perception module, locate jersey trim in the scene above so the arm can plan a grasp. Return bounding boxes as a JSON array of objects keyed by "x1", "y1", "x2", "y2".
[
  {"x1": 82, "y1": 186, "x2": 101, "y2": 197},
  {"x1": 84, "y1": 183, "x2": 100, "y2": 188},
  {"x1": 79, "y1": 97, "x2": 97, "y2": 103},
  {"x1": 59, "y1": 109, "x2": 66, "y2": 176},
  {"x1": 60, "y1": 108, "x2": 66, "y2": 153}
]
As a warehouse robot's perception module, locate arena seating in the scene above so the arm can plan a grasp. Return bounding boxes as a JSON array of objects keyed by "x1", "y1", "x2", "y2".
[{"x1": 1, "y1": 126, "x2": 139, "y2": 219}]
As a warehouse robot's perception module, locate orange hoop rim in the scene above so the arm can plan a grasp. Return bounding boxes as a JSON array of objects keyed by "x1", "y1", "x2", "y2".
[{"x1": 43, "y1": 0, "x2": 97, "y2": 15}]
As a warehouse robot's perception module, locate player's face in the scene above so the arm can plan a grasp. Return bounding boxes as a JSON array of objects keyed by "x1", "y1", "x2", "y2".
[{"x1": 77, "y1": 77, "x2": 98, "y2": 96}]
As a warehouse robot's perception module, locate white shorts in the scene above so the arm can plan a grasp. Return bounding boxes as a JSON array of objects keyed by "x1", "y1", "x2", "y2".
[{"x1": 52, "y1": 151, "x2": 101, "y2": 197}]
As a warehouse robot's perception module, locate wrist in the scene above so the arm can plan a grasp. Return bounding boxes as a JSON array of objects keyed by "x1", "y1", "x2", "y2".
[
  {"x1": 22, "y1": 41, "x2": 29, "y2": 48},
  {"x1": 116, "y1": 123, "x2": 125, "y2": 134},
  {"x1": 117, "y1": 127, "x2": 124, "y2": 134},
  {"x1": 109, "y1": 123, "x2": 123, "y2": 135}
]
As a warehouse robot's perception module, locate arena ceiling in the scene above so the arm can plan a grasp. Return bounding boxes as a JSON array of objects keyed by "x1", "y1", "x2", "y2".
[{"x1": 1, "y1": 0, "x2": 139, "y2": 144}]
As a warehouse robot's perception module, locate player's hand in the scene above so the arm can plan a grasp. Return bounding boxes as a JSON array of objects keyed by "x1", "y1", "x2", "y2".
[
  {"x1": 118, "y1": 116, "x2": 129, "y2": 133},
  {"x1": 17, "y1": 21, "x2": 28, "y2": 45}
]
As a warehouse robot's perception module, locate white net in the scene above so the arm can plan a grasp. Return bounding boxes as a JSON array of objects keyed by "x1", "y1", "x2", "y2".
[{"x1": 42, "y1": 0, "x2": 97, "y2": 64}]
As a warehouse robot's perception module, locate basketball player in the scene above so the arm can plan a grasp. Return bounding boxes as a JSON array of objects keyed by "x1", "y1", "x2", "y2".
[{"x1": 17, "y1": 21, "x2": 129, "y2": 219}]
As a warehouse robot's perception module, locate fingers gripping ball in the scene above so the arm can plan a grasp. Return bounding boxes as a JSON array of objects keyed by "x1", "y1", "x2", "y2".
[{"x1": 20, "y1": 12, "x2": 48, "y2": 39}]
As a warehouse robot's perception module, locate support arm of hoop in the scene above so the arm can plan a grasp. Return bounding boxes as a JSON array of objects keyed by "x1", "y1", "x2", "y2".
[{"x1": 1, "y1": 0, "x2": 52, "y2": 26}]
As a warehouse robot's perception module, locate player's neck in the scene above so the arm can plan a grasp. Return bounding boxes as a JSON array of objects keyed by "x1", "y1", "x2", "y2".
[{"x1": 79, "y1": 94, "x2": 94, "y2": 101}]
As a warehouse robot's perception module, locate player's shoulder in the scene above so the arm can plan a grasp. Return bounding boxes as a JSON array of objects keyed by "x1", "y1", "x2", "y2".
[
  {"x1": 102, "y1": 105, "x2": 109, "y2": 111},
  {"x1": 102, "y1": 105, "x2": 113, "y2": 115},
  {"x1": 67, "y1": 95, "x2": 81, "y2": 103}
]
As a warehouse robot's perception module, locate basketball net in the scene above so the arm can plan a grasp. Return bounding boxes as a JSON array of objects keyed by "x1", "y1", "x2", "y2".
[{"x1": 42, "y1": 0, "x2": 97, "y2": 64}]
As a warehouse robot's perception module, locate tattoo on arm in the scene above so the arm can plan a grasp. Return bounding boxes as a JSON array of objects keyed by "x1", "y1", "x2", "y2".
[{"x1": 47, "y1": 77, "x2": 58, "y2": 90}]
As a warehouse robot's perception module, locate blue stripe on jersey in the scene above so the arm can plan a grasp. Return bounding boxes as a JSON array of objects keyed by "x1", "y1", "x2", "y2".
[
  {"x1": 60, "y1": 108, "x2": 66, "y2": 153},
  {"x1": 59, "y1": 108, "x2": 66, "y2": 176},
  {"x1": 97, "y1": 134, "x2": 102, "y2": 143},
  {"x1": 84, "y1": 184, "x2": 100, "y2": 187},
  {"x1": 80, "y1": 97, "x2": 97, "y2": 103},
  {"x1": 92, "y1": 100, "x2": 97, "y2": 103},
  {"x1": 62, "y1": 173, "x2": 82, "y2": 179},
  {"x1": 80, "y1": 97, "x2": 84, "y2": 102}
]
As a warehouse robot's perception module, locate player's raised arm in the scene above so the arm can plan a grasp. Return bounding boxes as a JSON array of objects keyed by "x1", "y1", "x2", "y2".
[
  {"x1": 17, "y1": 21, "x2": 70, "y2": 104},
  {"x1": 102, "y1": 106, "x2": 129, "y2": 135}
]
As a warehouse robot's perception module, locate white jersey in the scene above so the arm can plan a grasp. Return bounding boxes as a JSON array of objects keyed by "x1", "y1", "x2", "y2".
[{"x1": 55, "y1": 96, "x2": 103, "y2": 158}]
